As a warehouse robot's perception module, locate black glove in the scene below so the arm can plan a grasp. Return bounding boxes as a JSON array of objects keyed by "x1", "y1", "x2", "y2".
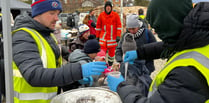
[
  {"x1": 116, "y1": 36, "x2": 120, "y2": 42},
  {"x1": 96, "y1": 38, "x2": 100, "y2": 41}
]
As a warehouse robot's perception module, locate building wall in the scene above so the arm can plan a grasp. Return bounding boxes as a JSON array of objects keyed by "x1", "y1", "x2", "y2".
[
  {"x1": 60, "y1": 0, "x2": 102, "y2": 13},
  {"x1": 104, "y1": 0, "x2": 121, "y2": 7},
  {"x1": 60, "y1": 0, "x2": 84, "y2": 13}
]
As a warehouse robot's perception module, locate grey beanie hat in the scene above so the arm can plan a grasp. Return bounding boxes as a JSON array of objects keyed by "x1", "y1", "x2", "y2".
[
  {"x1": 122, "y1": 33, "x2": 137, "y2": 54},
  {"x1": 126, "y1": 14, "x2": 143, "y2": 28}
]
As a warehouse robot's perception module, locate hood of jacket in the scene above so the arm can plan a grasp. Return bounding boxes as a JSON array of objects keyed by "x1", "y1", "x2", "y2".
[
  {"x1": 104, "y1": 1, "x2": 112, "y2": 15},
  {"x1": 13, "y1": 15, "x2": 54, "y2": 34},
  {"x1": 176, "y1": 2, "x2": 209, "y2": 51},
  {"x1": 69, "y1": 49, "x2": 92, "y2": 64},
  {"x1": 146, "y1": 0, "x2": 192, "y2": 44}
]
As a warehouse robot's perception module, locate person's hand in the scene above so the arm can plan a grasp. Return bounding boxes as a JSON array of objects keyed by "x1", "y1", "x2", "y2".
[
  {"x1": 124, "y1": 50, "x2": 137, "y2": 63},
  {"x1": 116, "y1": 36, "x2": 120, "y2": 42},
  {"x1": 82, "y1": 61, "x2": 107, "y2": 77},
  {"x1": 107, "y1": 75, "x2": 124, "y2": 92},
  {"x1": 129, "y1": 60, "x2": 134, "y2": 64},
  {"x1": 78, "y1": 76, "x2": 93, "y2": 86}
]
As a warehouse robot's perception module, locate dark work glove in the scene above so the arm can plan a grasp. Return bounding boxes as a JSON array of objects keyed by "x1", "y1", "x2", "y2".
[
  {"x1": 116, "y1": 36, "x2": 120, "y2": 42},
  {"x1": 96, "y1": 38, "x2": 99, "y2": 41}
]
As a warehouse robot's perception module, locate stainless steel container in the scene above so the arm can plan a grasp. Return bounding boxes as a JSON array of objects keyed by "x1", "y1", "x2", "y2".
[{"x1": 51, "y1": 87, "x2": 122, "y2": 103}]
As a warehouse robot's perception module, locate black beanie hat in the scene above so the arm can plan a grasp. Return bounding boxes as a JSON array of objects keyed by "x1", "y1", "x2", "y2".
[
  {"x1": 104, "y1": 1, "x2": 112, "y2": 14},
  {"x1": 122, "y1": 33, "x2": 137, "y2": 54},
  {"x1": 84, "y1": 37, "x2": 100, "y2": 54}
]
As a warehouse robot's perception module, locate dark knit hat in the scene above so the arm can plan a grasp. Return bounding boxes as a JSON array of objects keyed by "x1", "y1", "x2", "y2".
[
  {"x1": 31, "y1": 0, "x2": 62, "y2": 18},
  {"x1": 122, "y1": 33, "x2": 137, "y2": 54},
  {"x1": 104, "y1": 1, "x2": 112, "y2": 14},
  {"x1": 138, "y1": 8, "x2": 144, "y2": 15},
  {"x1": 105, "y1": 1, "x2": 112, "y2": 8},
  {"x1": 146, "y1": 0, "x2": 192, "y2": 44},
  {"x1": 84, "y1": 37, "x2": 100, "y2": 54}
]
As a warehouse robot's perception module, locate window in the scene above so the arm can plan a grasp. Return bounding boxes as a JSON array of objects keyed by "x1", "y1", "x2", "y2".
[{"x1": 64, "y1": 0, "x2": 67, "y2": 4}]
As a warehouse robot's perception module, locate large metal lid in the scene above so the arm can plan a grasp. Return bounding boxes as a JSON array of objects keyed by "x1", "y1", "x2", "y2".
[{"x1": 51, "y1": 87, "x2": 122, "y2": 103}]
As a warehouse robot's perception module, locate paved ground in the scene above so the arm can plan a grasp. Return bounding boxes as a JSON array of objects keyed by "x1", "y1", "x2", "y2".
[
  {"x1": 150, "y1": 35, "x2": 167, "y2": 79},
  {"x1": 151, "y1": 58, "x2": 166, "y2": 79}
]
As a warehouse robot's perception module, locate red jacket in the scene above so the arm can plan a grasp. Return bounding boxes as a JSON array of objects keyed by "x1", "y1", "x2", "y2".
[
  {"x1": 88, "y1": 20, "x2": 96, "y2": 35},
  {"x1": 96, "y1": 11, "x2": 122, "y2": 48}
]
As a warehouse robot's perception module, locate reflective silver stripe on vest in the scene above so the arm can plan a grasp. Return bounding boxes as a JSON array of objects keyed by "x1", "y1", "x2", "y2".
[
  {"x1": 29, "y1": 29, "x2": 48, "y2": 68},
  {"x1": 111, "y1": 25, "x2": 113, "y2": 40},
  {"x1": 102, "y1": 25, "x2": 106, "y2": 40},
  {"x1": 14, "y1": 91, "x2": 57, "y2": 100},
  {"x1": 99, "y1": 42, "x2": 104, "y2": 45},
  {"x1": 107, "y1": 43, "x2": 117, "y2": 46},
  {"x1": 13, "y1": 69, "x2": 22, "y2": 77},
  {"x1": 95, "y1": 28, "x2": 101, "y2": 31},
  {"x1": 117, "y1": 28, "x2": 122, "y2": 30},
  {"x1": 99, "y1": 39, "x2": 106, "y2": 41},
  {"x1": 108, "y1": 55, "x2": 115, "y2": 62},
  {"x1": 107, "y1": 40, "x2": 116, "y2": 42},
  {"x1": 148, "y1": 51, "x2": 209, "y2": 97}
]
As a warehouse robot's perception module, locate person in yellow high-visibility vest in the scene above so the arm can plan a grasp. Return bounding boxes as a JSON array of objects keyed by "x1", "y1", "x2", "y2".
[
  {"x1": 106, "y1": 0, "x2": 209, "y2": 103},
  {"x1": 138, "y1": 8, "x2": 149, "y2": 29},
  {"x1": 12, "y1": 0, "x2": 107, "y2": 103}
]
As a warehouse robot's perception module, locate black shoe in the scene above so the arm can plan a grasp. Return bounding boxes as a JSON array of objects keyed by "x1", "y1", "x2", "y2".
[{"x1": 108, "y1": 61, "x2": 113, "y2": 66}]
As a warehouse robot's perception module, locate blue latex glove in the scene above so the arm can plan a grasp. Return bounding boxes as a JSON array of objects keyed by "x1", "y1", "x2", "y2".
[
  {"x1": 78, "y1": 76, "x2": 93, "y2": 86},
  {"x1": 124, "y1": 50, "x2": 137, "y2": 63},
  {"x1": 107, "y1": 75, "x2": 124, "y2": 92},
  {"x1": 82, "y1": 61, "x2": 107, "y2": 77},
  {"x1": 129, "y1": 60, "x2": 134, "y2": 64}
]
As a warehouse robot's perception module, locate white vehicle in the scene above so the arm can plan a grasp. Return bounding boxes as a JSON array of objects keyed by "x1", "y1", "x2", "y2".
[
  {"x1": 59, "y1": 13, "x2": 70, "y2": 29},
  {"x1": 78, "y1": 12, "x2": 88, "y2": 26}
]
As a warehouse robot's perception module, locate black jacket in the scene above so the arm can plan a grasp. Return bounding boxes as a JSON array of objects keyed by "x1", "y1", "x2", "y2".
[
  {"x1": 12, "y1": 15, "x2": 82, "y2": 87},
  {"x1": 116, "y1": 28, "x2": 156, "y2": 74},
  {"x1": 137, "y1": 42, "x2": 164, "y2": 60},
  {"x1": 116, "y1": 3, "x2": 209, "y2": 103},
  {"x1": 117, "y1": 67, "x2": 209, "y2": 103}
]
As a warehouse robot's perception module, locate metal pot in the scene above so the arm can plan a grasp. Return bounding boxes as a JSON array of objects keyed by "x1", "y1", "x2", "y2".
[{"x1": 51, "y1": 87, "x2": 122, "y2": 103}]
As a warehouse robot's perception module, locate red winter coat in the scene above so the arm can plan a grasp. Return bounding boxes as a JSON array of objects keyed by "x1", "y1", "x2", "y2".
[
  {"x1": 96, "y1": 11, "x2": 122, "y2": 48},
  {"x1": 88, "y1": 20, "x2": 96, "y2": 35}
]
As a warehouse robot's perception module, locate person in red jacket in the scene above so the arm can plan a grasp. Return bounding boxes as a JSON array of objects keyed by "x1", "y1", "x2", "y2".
[
  {"x1": 83, "y1": 14, "x2": 96, "y2": 37},
  {"x1": 96, "y1": 1, "x2": 122, "y2": 66}
]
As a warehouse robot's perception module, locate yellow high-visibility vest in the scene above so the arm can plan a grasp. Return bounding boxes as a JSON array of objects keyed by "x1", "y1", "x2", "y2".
[
  {"x1": 148, "y1": 44, "x2": 209, "y2": 103},
  {"x1": 12, "y1": 28, "x2": 62, "y2": 103},
  {"x1": 139, "y1": 15, "x2": 145, "y2": 19}
]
